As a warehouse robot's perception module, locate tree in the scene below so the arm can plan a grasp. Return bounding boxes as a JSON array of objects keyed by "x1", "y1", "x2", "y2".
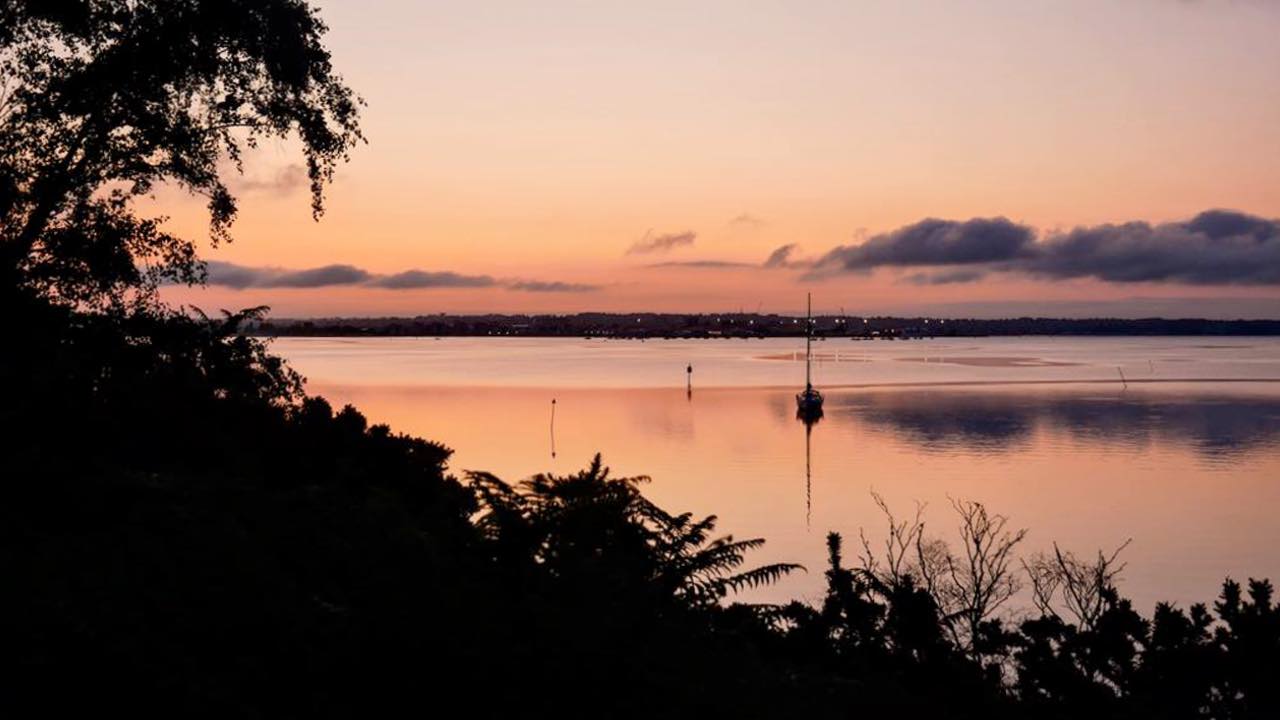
[
  {"x1": 1024, "y1": 539, "x2": 1132, "y2": 632},
  {"x1": 857, "y1": 492, "x2": 1027, "y2": 658},
  {"x1": 468, "y1": 455, "x2": 800, "y2": 610},
  {"x1": 1214, "y1": 578, "x2": 1280, "y2": 717},
  {"x1": 0, "y1": 0, "x2": 362, "y2": 308}
]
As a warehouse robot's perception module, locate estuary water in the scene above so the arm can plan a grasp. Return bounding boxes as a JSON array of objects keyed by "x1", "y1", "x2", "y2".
[{"x1": 273, "y1": 336, "x2": 1280, "y2": 609}]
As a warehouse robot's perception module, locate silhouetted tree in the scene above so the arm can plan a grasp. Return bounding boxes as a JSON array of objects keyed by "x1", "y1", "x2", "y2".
[
  {"x1": 469, "y1": 455, "x2": 800, "y2": 611},
  {"x1": 1134, "y1": 601, "x2": 1220, "y2": 718},
  {"x1": 1025, "y1": 539, "x2": 1133, "y2": 631},
  {"x1": 1214, "y1": 578, "x2": 1280, "y2": 717},
  {"x1": 857, "y1": 492, "x2": 1027, "y2": 661},
  {"x1": 0, "y1": 0, "x2": 362, "y2": 307}
]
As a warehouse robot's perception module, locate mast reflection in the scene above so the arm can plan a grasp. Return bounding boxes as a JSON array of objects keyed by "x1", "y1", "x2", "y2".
[{"x1": 797, "y1": 407, "x2": 823, "y2": 529}]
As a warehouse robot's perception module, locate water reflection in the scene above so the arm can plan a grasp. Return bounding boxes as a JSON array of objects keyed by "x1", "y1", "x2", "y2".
[{"x1": 831, "y1": 390, "x2": 1280, "y2": 460}]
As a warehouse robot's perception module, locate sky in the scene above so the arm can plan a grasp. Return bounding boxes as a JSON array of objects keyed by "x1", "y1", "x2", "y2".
[{"x1": 159, "y1": 0, "x2": 1280, "y2": 318}]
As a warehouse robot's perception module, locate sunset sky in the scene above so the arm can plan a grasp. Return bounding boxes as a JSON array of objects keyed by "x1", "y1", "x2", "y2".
[{"x1": 160, "y1": 0, "x2": 1280, "y2": 318}]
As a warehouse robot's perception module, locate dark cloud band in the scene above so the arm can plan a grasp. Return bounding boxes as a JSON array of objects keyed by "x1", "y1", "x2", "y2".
[
  {"x1": 812, "y1": 217, "x2": 1036, "y2": 273},
  {"x1": 205, "y1": 262, "x2": 371, "y2": 289},
  {"x1": 901, "y1": 269, "x2": 989, "y2": 285},
  {"x1": 371, "y1": 270, "x2": 497, "y2": 289},
  {"x1": 1023, "y1": 214, "x2": 1280, "y2": 285},
  {"x1": 647, "y1": 260, "x2": 754, "y2": 268},
  {"x1": 507, "y1": 280, "x2": 602, "y2": 292},
  {"x1": 203, "y1": 262, "x2": 596, "y2": 292},
  {"x1": 808, "y1": 210, "x2": 1280, "y2": 286}
]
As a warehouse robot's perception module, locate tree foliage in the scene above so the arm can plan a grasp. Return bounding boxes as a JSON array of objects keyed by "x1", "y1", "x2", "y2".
[{"x1": 469, "y1": 456, "x2": 801, "y2": 611}]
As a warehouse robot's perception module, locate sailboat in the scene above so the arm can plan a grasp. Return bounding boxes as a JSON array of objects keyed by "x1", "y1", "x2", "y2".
[{"x1": 795, "y1": 293, "x2": 824, "y2": 419}]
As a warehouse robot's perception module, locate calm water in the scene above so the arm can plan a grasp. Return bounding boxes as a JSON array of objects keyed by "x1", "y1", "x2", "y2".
[{"x1": 273, "y1": 336, "x2": 1280, "y2": 610}]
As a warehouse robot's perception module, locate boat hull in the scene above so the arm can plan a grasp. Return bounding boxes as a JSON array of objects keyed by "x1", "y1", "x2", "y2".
[{"x1": 796, "y1": 388, "x2": 824, "y2": 419}]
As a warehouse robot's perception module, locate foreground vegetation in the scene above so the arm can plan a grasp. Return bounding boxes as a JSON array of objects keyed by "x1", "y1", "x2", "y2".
[{"x1": 5, "y1": 289, "x2": 1279, "y2": 718}]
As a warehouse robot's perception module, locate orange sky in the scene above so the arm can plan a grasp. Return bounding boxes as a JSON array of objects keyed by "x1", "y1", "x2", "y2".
[{"x1": 159, "y1": 0, "x2": 1280, "y2": 317}]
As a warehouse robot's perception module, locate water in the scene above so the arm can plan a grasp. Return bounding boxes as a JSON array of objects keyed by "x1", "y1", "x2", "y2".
[{"x1": 273, "y1": 336, "x2": 1280, "y2": 611}]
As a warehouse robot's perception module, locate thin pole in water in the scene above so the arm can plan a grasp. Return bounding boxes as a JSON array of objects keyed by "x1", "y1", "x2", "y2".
[
  {"x1": 1117, "y1": 367, "x2": 1127, "y2": 389},
  {"x1": 550, "y1": 398, "x2": 557, "y2": 458}
]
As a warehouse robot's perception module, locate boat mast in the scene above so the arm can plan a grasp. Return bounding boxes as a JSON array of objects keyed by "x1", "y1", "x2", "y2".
[{"x1": 805, "y1": 292, "x2": 812, "y2": 390}]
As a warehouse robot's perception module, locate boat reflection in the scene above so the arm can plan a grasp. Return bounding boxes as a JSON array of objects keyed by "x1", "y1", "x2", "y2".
[{"x1": 797, "y1": 408, "x2": 822, "y2": 528}]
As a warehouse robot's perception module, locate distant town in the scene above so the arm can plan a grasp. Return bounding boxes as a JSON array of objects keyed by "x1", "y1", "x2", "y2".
[{"x1": 252, "y1": 314, "x2": 1280, "y2": 338}]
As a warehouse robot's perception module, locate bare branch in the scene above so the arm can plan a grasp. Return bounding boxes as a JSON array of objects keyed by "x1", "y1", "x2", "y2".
[
  {"x1": 857, "y1": 492, "x2": 1028, "y2": 658},
  {"x1": 1023, "y1": 538, "x2": 1131, "y2": 631}
]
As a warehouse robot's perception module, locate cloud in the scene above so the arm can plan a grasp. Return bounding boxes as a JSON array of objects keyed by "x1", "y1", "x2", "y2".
[
  {"x1": 729, "y1": 213, "x2": 766, "y2": 229},
  {"x1": 647, "y1": 260, "x2": 754, "y2": 268},
  {"x1": 371, "y1": 270, "x2": 497, "y2": 289},
  {"x1": 763, "y1": 243, "x2": 800, "y2": 268},
  {"x1": 508, "y1": 280, "x2": 601, "y2": 292},
  {"x1": 206, "y1": 261, "x2": 370, "y2": 289},
  {"x1": 1024, "y1": 211, "x2": 1280, "y2": 285},
  {"x1": 811, "y1": 217, "x2": 1036, "y2": 275},
  {"x1": 1185, "y1": 209, "x2": 1278, "y2": 241},
  {"x1": 642, "y1": 244, "x2": 808, "y2": 270},
  {"x1": 202, "y1": 261, "x2": 592, "y2": 292},
  {"x1": 205, "y1": 261, "x2": 269, "y2": 290},
  {"x1": 914, "y1": 296, "x2": 1280, "y2": 320},
  {"x1": 271, "y1": 264, "x2": 372, "y2": 288},
  {"x1": 806, "y1": 210, "x2": 1280, "y2": 286},
  {"x1": 626, "y1": 230, "x2": 697, "y2": 255},
  {"x1": 901, "y1": 269, "x2": 989, "y2": 285},
  {"x1": 227, "y1": 163, "x2": 308, "y2": 195}
]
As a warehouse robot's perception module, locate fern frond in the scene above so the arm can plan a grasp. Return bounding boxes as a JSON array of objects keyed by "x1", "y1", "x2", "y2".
[{"x1": 720, "y1": 563, "x2": 806, "y2": 593}]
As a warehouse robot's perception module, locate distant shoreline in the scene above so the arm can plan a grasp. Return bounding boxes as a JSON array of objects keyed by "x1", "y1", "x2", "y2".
[{"x1": 251, "y1": 313, "x2": 1280, "y2": 338}]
